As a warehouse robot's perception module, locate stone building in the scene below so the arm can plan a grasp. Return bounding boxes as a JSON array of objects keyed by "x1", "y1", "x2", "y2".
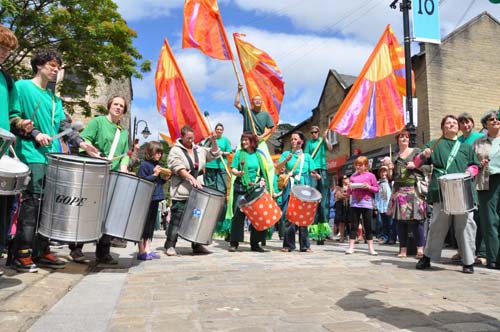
[{"x1": 279, "y1": 11, "x2": 500, "y2": 180}]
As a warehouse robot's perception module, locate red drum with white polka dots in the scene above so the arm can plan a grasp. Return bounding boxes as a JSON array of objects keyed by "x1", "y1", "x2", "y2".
[
  {"x1": 286, "y1": 185, "x2": 322, "y2": 226},
  {"x1": 239, "y1": 189, "x2": 282, "y2": 231}
]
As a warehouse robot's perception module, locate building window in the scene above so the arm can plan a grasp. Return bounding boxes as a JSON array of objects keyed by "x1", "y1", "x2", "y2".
[{"x1": 328, "y1": 115, "x2": 338, "y2": 145}]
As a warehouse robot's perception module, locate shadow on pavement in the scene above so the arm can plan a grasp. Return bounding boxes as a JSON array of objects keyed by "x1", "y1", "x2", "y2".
[
  {"x1": 336, "y1": 289, "x2": 500, "y2": 331},
  {"x1": 370, "y1": 258, "x2": 446, "y2": 271},
  {"x1": 0, "y1": 275, "x2": 22, "y2": 289}
]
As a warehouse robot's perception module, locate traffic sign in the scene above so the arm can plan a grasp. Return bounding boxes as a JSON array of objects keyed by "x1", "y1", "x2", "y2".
[{"x1": 412, "y1": 0, "x2": 441, "y2": 44}]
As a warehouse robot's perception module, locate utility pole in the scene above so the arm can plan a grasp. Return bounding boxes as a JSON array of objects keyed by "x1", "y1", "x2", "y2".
[{"x1": 391, "y1": 0, "x2": 416, "y2": 147}]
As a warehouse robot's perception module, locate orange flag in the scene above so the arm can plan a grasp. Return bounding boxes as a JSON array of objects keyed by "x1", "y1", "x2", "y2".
[
  {"x1": 155, "y1": 38, "x2": 210, "y2": 143},
  {"x1": 328, "y1": 25, "x2": 413, "y2": 139},
  {"x1": 182, "y1": 0, "x2": 234, "y2": 60},
  {"x1": 233, "y1": 33, "x2": 284, "y2": 126}
]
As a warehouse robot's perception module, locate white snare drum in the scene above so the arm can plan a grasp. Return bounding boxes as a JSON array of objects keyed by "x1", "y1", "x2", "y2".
[
  {"x1": 0, "y1": 156, "x2": 31, "y2": 195},
  {"x1": 438, "y1": 173, "x2": 474, "y2": 214}
]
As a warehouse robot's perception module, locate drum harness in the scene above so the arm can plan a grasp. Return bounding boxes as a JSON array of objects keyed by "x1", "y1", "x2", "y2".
[{"x1": 434, "y1": 140, "x2": 461, "y2": 176}]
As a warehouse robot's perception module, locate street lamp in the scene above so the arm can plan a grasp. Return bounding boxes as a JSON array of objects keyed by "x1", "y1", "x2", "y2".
[{"x1": 132, "y1": 116, "x2": 151, "y2": 143}]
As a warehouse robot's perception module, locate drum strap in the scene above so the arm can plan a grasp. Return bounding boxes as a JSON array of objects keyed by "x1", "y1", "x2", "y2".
[
  {"x1": 444, "y1": 141, "x2": 461, "y2": 174},
  {"x1": 181, "y1": 147, "x2": 199, "y2": 178},
  {"x1": 107, "y1": 126, "x2": 122, "y2": 160}
]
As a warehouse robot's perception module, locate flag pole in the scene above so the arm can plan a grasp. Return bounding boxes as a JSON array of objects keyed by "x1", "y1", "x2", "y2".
[{"x1": 231, "y1": 33, "x2": 258, "y2": 136}]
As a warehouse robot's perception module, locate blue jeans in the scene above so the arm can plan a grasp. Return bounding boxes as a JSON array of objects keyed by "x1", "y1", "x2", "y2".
[{"x1": 283, "y1": 220, "x2": 310, "y2": 251}]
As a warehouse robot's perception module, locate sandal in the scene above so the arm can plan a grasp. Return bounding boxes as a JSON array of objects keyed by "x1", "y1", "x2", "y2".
[
  {"x1": 345, "y1": 248, "x2": 354, "y2": 255},
  {"x1": 415, "y1": 253, "x2": 424, "y2": 259},
  {"x1": 397, "y1": 253, "x2": 407, "y2": 258}
]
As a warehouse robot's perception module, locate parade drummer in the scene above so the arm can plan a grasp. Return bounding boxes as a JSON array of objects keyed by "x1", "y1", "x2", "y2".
[
  {"x1": 415, "y1": 115, "x2": 480, "y2": 274},
  {"x1": 164, "y1": 125, "x2": 221, "y2": 256},
  {"x1": 68, "y1": 95, "x2": 130, "y2": 265},
  {"x1": 8, "y1": 50, "x2": 97, "y2": 273},
  {"x1": 275, "y1": 131, "x2": 320, "y2": 253},
  {"x1": 304, "y1": 126, "x2": 333, "y2": 245},
  {"x1": 228, "y1": 132, "x2": 271, "y2": 253}
]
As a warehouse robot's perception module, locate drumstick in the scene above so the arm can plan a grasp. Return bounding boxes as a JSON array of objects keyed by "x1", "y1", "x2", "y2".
[
  {"x1": 50, "y1": 121, "x2": 84, "y2": 140},
  {"x1": 429, "y1": 135, "x2": 443, "y2": 152},
  {"x1": 30, "y1": 100, "x2": 42, "y2": 121}
]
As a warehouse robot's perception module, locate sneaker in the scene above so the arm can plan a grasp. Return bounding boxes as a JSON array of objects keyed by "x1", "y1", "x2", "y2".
[
  {"x1": 96, "y1": 254, "x2": 118, "y2": 265},
  {"x1": 0, "y1": 270, "x2": 3, "y2": 276},
  {"x1": 137, "y1": 252, "x2": 151, "y2": 261},
  {"x1": 49, "y1": 241, "x2": 64, "y2": 249},
  {"x1": 70, "y1": 248, "x2": 89, "y2": 263},
  {"x1": 110, "y1": 238, "x2": 127, "y2": 248},
  {"x1": 345, "y1": 248, "x2": 354, "y2": 255},
  {"x1": 251, "y1": 245, "x2": 267, "y2": 253},
  {"x1": 416, "y1": 255, "x2": 431, "y2": 270},
  {"x1": 462, "y1": 264, "x2": 474, "y2": 274},
  {"x1": 34, "y1": 253, "x2": 66, "y2": 269},
  {"x1": 228, "y1": 246, "x2": 238, "y2": 252},
  {"x1": 192, "y1": 245, "x2": 210, "y2": 255},
  {"x1": 12, "y1": 256, "x2": 39, "y2": 273},
  {"x1": 369, "y1": 250, "x2": 378, "y2": 256},
  {"x1": 166, "y1": 247, "x2": 177, "y2": 256},
  {"x1": 148, "y1": 252, "x2": 161, "y2": 259}
]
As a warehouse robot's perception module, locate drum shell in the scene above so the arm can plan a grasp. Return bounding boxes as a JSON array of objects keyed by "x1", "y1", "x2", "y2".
[
  {"x1": 286, "y1": 185, "x2": 322, "y2": 226},
  {"x1": 238, "y1": 187, "x2": 282, "y2": 231},
  {"x1": 103, "y1": 172, "x2": 155, "y2": 242},
  {"x1": 39, "y1": 154, "x2": 110, "y2": 242},
  {"x1": 0, "y1": 156, "x2": 31, "y2": 195},
  {"x1": 438, "y1": 173, "x2": 474, "y2": 214},
  {"x1": 179, "y1": 186, "x2": 225, "y2": 245}
]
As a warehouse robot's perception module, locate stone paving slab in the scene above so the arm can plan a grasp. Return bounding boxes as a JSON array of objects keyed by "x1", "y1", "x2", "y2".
[{"x1": 6, "y1": 231, "x2": 500, "y2": 332}]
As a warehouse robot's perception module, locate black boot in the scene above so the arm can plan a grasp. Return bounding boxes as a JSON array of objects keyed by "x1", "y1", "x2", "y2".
[{"x1": 416, "y1": 255, "x2": 431, "y2": 270}]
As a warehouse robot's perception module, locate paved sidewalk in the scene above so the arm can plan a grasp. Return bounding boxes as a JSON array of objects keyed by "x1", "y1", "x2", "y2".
[{"x1": 3, "y1": 232, "x2": 500, "y2": 332}]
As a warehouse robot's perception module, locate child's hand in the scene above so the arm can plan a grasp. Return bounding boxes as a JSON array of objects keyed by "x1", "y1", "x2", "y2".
[{"x1": 153, "y1": 165, "x2": 161, "y2": 176}]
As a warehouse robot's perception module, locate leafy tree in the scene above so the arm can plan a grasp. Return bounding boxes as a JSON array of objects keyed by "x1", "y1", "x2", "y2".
[{"x1": 0, "y1": 0, "x2": 149, "y2": 115}]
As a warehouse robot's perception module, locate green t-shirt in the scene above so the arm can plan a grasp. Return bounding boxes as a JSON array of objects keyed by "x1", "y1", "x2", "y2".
[
  {"x1": 304, "y1": 138, "x2": 327, "y2": 170},
  {"x1": 425, "y1": 137, "x2": 480, "y2": 203},
  {"x1": 0, "y1": 71, "x2": 18, "y2": 131},
  {"x1": 240, "y1": 105, "x2": 274, "y2": 136},
  {"x1": 458, "y1": 131, "x2": 484, "y2": 145},
  {"x1": 231, "y1": 149, "x2": 261, "y2": 185},
  {"x1": 205, "y1": 135, "x2": 231, "y2": 169},
  {"x1": 10, "y1": 80, "x2": 65, "y2": 164},
  {"x1": 278, "y1": 150, "x2": 317, "y2": 185},
  {"x1": 80, "y1": 116, "x2": 129, "y2": 171}
]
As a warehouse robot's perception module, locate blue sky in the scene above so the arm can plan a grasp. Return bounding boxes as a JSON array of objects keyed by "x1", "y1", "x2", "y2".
[{"x1": 113, "y1": 0, "x2": 500, "y2": 147}]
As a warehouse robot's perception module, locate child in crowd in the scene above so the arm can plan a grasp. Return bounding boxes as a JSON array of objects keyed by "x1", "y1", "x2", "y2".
[{"x1": 137, "y1": 141, "x2": 169, "y2": 260}]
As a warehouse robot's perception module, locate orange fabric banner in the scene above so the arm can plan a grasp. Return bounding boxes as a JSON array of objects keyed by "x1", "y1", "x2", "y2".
[
  {"x1": 328, "y1": 25, "x2": 414, "y2": 139},
  {"x1": 233, "y1": 33, "x2": 284, "y2": 126},
  {"x1": 155, "y1": 38, "x2": 210, "y2": 143},
  {"x1": 182, "y1": 0, "x2": 234, "y2": 60}
]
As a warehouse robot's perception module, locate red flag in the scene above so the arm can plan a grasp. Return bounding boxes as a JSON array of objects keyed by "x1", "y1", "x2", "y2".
[
  {"x1": 155, "y1": 38, "x2": 210, "y2": 143},
  {"x1": 233, "y1": 33, "x2": 284, "y2": 126},
  {"x1": 328, "y1": 25, "x2": 413, "y2": 139},
  {"x1": 182, "y1": 0, "x2": 234, "y2": 60}
]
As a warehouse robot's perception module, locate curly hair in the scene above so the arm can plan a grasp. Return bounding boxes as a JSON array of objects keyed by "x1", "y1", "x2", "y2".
[{"x1": 0, "y1": 25, "x2": 18, "y2": 50}]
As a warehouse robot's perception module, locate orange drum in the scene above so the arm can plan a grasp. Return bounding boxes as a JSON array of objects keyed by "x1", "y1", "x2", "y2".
[
  {"x1": 286, "y1": 185, "x2": 322, "y2": 226},
  {"x1": 238, "y1": 186, "x2": 282, "y2": 231}
]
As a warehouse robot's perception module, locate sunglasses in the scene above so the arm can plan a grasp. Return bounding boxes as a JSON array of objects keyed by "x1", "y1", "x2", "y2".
[{"x1": 311, "y1": 131, "x2": 319, "y2": 134}]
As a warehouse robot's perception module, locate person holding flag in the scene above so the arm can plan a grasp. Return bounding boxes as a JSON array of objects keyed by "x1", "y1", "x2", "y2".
[
  {"x1": 304, "y1": 126, "x2": 333, "y2": 245},
  {"x1": 234, "y1": 83, "x2": 274, "y2": 141}
]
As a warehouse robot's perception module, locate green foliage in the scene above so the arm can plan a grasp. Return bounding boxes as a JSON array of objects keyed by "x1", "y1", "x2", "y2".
[
  {"x1": 0, "y1": 0, "x2": 150, "y2": 114},
  {"x1": 277, "y1": 123, "x2": 294, "y2": 131}
]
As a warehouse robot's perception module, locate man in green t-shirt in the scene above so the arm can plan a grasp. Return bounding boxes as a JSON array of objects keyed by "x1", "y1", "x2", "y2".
[
  {"x1": 8, "y1": 50, "x2": 97, "y2": 273},
  {"x1": 456, "y1": 113, "x2": 486, "y2": 263},
  {"x1": 304, "y1": 126, "x2": 333, "y2": 245},
  {"x1": 415, "y1": 115, "x2": 480, "y2": 274},
  {"x1": 234, "y1": 84, "x2": 274, "y2": 141},
  {"x1": 204, "y1": 123, "x2": 232, "y2": 193}
]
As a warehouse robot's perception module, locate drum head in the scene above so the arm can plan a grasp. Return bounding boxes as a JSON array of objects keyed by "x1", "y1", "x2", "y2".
[
  {"x1": 0, "y1": 156, "x2": 30, "y2": 175},
  {"x1": 438, "y1": 173, "x2": 469, "y2": 181},
  {"x1": 48, "y1": 153, "x2": 110, "y2": 165},
  {"x1": 291, "y1": 185, "x2": 322, "y2": 202}
]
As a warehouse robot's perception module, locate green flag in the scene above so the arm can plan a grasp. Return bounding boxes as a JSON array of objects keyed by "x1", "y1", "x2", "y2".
[{"x1": 490, "y1": 0, "x2": 500, "y2": 3}]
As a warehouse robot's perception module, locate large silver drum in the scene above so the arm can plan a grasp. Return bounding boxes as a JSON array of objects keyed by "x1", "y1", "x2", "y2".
[
  {"x1": 39, "y1": 154, "x2": 110, "y2": 242},
  {"x1": 179, "y1": 186, "x2": 225, "y2": 245},
  {"x1": 103, "y1": 172, "x2": 155, "y2": 242},
  {"x1": 438, "y1": 173, "x2": 474, "y2": 214}
]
